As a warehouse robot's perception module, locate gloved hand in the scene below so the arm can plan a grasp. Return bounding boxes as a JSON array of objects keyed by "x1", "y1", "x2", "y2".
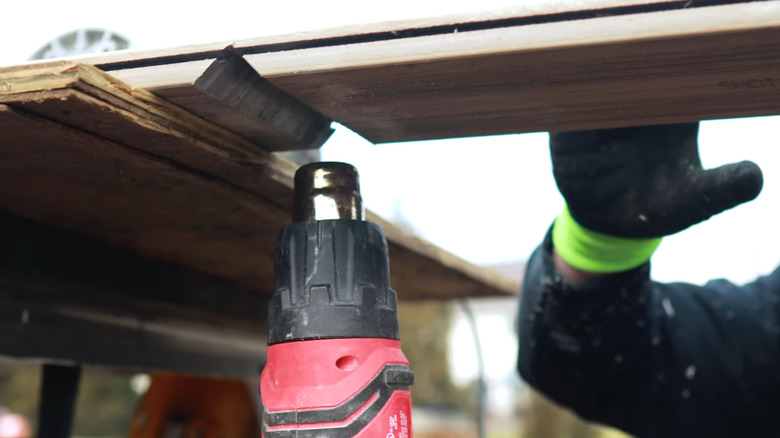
[{"x1": 550, "y1": 123, "x2": 763, "y2": 273}]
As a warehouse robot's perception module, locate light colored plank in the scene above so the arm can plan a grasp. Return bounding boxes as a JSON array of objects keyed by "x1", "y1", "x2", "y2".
[
  {"x1": 247, "y1": 2, "x2": 780, "y2": 141},
  {"x1": 0, "y1": 63, "x2": 517, "y2": 299},
  {"x1": 60, "y1": 0, "x2": 683, "y2": 68},
  {"x1": 245, "y1": 2, "x2": 780, "y2": 76},
  {"x1": 90, "y1": 2, "x2": 780, "y2": 143}
]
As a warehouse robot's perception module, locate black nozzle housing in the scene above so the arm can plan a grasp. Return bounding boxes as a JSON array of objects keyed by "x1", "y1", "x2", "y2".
[
  {"x1": 268, "y1": 219, "x2": 400, "y2": 344},
  {"x1": 268, "y1": 162, "x2": 400, "y2": 345}
]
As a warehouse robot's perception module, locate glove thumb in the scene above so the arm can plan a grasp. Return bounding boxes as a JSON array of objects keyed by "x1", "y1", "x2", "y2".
[{"x1": 682, "y1": 160, "x2": 763, "y2": 226}]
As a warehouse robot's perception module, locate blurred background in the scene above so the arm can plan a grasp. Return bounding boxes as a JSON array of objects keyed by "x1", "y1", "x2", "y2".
[{"x1": 1, "y1": 1, "x2": 778, "y2": 437}]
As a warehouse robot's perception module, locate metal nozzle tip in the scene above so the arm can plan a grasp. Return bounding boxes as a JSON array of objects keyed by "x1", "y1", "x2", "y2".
[{"x1": 293, "y1": 162, "x2": 365, "y2": 222}]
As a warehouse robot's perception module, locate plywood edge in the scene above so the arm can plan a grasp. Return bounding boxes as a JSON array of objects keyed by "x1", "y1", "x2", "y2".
[
  {"x1": 78, "y1": 65, "x2": 318, "y2": 177},
  {"x1": 0, "y1": 60, "x2": 77, "y2": 77},
  {"x1": 82, "y1": 64, "x2": 303, "y2": 161},
  {"x1": 0, "y1": 61, "x2": 82, "y2": 93},
  {"x1": 0, "y1": 62, "x2": 299, "y2": 197}
]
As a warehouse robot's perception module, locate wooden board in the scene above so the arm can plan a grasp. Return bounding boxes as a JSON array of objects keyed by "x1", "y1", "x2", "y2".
[
  {"x1": 249, "y1": 1, "x2": 780, "y2": 142},
  {"x1": 0, "y1": 62, "x2": 517, "y2": 299},
  {"x1": 79, "y1": 1, "x2": 780, "y2": 143},
  {"x1": 69, "y1": 0, "x2": 685, "y2": 70}
]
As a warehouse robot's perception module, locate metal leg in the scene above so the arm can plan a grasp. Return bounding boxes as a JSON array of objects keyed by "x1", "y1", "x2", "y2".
[{"x1": 38, "y1": 364, "x2": 81, "y2": 438}]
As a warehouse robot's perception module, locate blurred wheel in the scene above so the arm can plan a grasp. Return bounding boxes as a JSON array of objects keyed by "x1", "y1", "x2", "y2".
[{"x1": 29, "y1": 28, "x2": 132, "y2": 60}]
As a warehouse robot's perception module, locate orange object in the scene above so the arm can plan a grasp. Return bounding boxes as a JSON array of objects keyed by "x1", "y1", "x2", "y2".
[{"x1": 128, "y1": 373, "x2": 260, "y2": 438}]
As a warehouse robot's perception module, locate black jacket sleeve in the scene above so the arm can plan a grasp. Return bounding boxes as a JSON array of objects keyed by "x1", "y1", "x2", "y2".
[{"x1": 517, "y1": 229, "x2": 780, "y2": 437}]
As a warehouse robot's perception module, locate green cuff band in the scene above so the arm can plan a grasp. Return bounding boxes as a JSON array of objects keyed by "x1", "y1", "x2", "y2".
[{"x1": 552, "y1": 205, "x2": 661, "y2": 273}]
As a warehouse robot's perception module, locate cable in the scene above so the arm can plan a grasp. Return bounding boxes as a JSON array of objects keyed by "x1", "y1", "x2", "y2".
[{"x1": 460, "y1": 299, "x2": 486, "y2": 438}]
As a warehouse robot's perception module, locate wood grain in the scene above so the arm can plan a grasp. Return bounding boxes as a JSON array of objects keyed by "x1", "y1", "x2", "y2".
[
  {"x1": 69, "y1": 0, "x2": 686, "y2": 69},
  {"x1": 0, "y1": 102, "x2": 282, "y2": 291},
  {"x1": 0, "y1": 62, "x2": 297, "y2": 206},
  {"x1": 251, "y1": 1, "x2": 780, "y2": 142},
  {"x1": 0, "y1": 63, "x2": 517, "y2": 299},
  {"x1": 88, "y1": 1, "x2": 780, "y2": 143}
]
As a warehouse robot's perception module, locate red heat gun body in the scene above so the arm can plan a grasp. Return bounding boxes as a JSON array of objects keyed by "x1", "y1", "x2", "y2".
[{"x1": 261, "y1": 162, "x2": 414, "y2": 437}]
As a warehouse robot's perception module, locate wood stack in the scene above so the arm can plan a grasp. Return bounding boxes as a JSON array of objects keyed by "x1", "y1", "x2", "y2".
[{"x1": 0, "y1": 62, "x2": 516, "y2": 300}]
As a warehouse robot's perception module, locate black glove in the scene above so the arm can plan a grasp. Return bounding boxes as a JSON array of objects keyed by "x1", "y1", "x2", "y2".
[{"x1": 550, "y1": 123, "x2": 763, "y2": 239}]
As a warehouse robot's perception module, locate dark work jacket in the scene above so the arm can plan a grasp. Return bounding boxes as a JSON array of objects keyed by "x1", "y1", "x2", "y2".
[{"x1": 517, "y1": 230, "x2": 780, "y2": 437}]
